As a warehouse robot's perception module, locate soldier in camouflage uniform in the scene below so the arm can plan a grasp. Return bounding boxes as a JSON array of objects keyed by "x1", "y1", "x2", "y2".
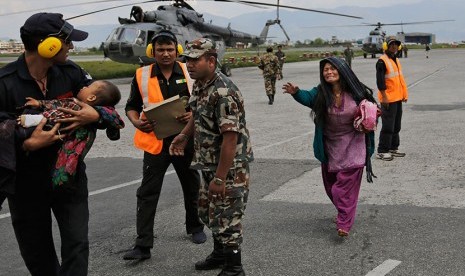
[
  {"x1": 169, "y1": 38, "x2": 253, "y2": 276},
  {"x1": 259, "y1": 47, "x2": 281, "y2": 105},
  {"x1": 275, "y1": 45, "x2": 286, "y2": 79}
]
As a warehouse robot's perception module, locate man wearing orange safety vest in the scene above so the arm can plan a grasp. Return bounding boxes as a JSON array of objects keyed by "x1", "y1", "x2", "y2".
[
  {"x1": 124, "y1": 30, "x2": 205, "y2": 260},
  {"x1": 376, "y1": 36, "x2": 408, "y2": 161}
]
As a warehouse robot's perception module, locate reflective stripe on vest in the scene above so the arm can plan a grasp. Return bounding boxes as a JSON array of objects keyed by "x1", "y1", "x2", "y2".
[
  {"x1": 378, "y1": 54, "x2": 408, "y2": 103},
  {"x1": 133, "y1": 64, "x2": 164, "y2": 155},
  {"x1": 133, "y1": 62, "x2": 191, "y2": 155}
]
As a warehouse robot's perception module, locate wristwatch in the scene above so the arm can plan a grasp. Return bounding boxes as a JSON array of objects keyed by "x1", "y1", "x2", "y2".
[{"x1": 213, "y1": 177, "x2": 224, "y2": 186}]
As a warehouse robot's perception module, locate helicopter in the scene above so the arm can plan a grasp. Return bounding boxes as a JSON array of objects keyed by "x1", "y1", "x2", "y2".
[
  {"x1": 0, "y1": 0, "x2": 363, "y2": 75},
  {"x1": 358, "y1": 20, "x2": 454, "y2": 58},
  {"x1": 97, "y1": 0, "x2": 363, "y2": 75}
]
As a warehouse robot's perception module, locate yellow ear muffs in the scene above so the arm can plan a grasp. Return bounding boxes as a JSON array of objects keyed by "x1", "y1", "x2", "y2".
[
  {"x1": 398, "y1": 44, "x2": 402, "y2": 51},
  {"x1": 146, "y1": 43, "x2": 154, "y2": 58},
  {"x1": 382, "y1": 41, "x2": 388, "y2": 51},
  {"x1": 38, "y1": 37, "x2": 62, "y2": 58},
  {"x1": 177, "y1": 44, "x2": 184, "y2": 55}
]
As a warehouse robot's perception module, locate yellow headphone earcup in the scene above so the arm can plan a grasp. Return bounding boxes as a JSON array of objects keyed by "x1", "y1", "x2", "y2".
[
  {"x1": 146, "y1": 44, "x2": 154, "y2": 58},
  {"x1": 177, "y1": 44, "x2": 184, "y2": 55},
  {"x1": 382, "y1": 42, "x2": 388, "y2": 51},
  {"x1": 38, "y1": 37, "x2": 62, "y2": 58},
  {"x1": 398, "y1": 44, "x2": 402, "y2": 51}
]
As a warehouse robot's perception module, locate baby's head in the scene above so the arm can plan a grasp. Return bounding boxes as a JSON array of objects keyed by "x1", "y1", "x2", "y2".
[{"x1": 78, "y1": 80, "x2": 121, "y2": 106}]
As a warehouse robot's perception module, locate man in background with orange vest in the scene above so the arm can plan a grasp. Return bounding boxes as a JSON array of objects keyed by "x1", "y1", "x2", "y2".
[
  {"x1": 376, "y1": 36, "x2": 408, "y2": 161},
  {"x1": 124, "y1": 30, "x2": 206, "y2": 260}
]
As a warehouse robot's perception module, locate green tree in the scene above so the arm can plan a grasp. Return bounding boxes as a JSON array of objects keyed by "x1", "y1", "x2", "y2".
[{"x1": 313, "y1": 37, "x2": 325, "y2": 46}]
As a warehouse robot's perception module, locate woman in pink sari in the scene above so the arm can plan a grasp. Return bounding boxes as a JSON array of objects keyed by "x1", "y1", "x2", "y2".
[{"x1": 283, "y1": 57, "x2": 377, "y2": 237}]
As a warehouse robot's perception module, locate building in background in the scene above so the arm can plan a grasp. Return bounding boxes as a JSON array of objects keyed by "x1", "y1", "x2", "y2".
[
  {"x1": 0, "y1": 39, "x2": 24, "y2": 54},
  {"x1": 397, "y1": 32, "x2": 435, "y2": 44}
]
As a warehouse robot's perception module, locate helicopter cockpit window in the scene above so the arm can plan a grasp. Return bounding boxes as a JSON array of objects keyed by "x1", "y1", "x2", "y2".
[
  {"x1": 107, "y1": 28, "x2": 120, "y2": 42},
  {"x1": 118, "y1": 28, "x2": 138, "y2": 43},
  {"x1": 135, "y1": 30, "x2": 146, "y2": 46}
]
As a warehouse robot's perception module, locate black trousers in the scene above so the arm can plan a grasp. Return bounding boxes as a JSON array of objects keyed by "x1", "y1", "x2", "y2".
[
  {"x1": 378, "y1": 101, "x2": 403, "y2": 153},
  {"x1": 9, "y1": 161, "x2": 89, "y2": 276},
  {"x1": 135, "y1": 139, "x2": 203, "y2": 248}
]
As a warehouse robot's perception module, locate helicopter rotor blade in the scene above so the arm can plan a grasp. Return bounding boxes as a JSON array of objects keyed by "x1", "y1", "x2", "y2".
[
  {"x1": 304, "y1": 19, "x2": 455, "y2": 28},
  {"x1": 66, "y1": 1, "x2": 158, "y2": 20},
  {"x1": 216, "y1": 0, "x2": 266, "y2": 9},
  {"x1": 0, "y1": 0, "x2": 133, "y2": 17},
  {"x1": 378, "y1": 19, "x2": 455, "y2": 26},
  {"x1": 0, "y1": 0, "x2": 364, "y2": 21},
  {"x1": 214, "y1": 0, "x2": 363, "y2": 19}
]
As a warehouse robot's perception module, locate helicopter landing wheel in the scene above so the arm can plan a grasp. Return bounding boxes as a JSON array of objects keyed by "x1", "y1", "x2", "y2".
[
  {"x1": 221, "y1": 64, "x2": 232, "y2": 77},
  {"x1": 363, "y1": 53, "x2": 367, "y2": 58}
]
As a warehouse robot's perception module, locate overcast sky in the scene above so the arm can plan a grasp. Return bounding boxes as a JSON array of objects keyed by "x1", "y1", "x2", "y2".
[{"x1": 0, "y1": 0, "x2": 425, "y2": 40}]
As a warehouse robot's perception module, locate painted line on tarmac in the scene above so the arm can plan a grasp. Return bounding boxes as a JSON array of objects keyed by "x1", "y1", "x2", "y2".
[
  {"x1": 0, "y1": 213, "x2": 10, "y2": 220},
  {"x1": 0, "y1": 171, "x2": 177, "y2": 220},
  {"x1": 254, "y1": 131, "x2": 312, "y2": 151},
  {"x1": 408, "y1": 66, "x2": 447, "y2": 89},
  {"x1": 365, "y1": 259, "x2": 402, "y2": 276},
  {"x1": 88, "y1": 170, "x2": 176, "y2": 196},
  {"x1": 1, "y1": 131, "x2": 312, "y2": 220}
]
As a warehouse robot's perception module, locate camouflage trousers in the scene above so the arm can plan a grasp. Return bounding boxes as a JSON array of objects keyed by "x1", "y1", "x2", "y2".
[
  {"x1": 264, "y1": 76, "x2": 277, "y2": 96},
  {"x1": 199, "y1": 163, "x2": 250, "y2": 248},
  {"x1": 278, "y1": 63, "x2": 284, "y2": 79}
]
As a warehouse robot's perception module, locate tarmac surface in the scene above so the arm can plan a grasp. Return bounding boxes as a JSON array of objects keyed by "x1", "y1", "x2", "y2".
[{"x1": 1, "y1": 49, "x2": 464, "y2": 276}]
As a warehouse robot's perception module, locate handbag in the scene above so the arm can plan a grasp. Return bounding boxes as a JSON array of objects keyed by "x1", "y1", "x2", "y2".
[{"x1": 354, "y1": 99, "x2": 381, "y2": 132}]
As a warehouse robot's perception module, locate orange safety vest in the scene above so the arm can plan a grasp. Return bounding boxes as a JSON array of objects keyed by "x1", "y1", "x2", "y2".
[
  {"x1": 133, "y1": 61, "x2": 191, "y2": 154},
  {"x1": 377, "y1": 54, "x2": 408, "y2": 103}
]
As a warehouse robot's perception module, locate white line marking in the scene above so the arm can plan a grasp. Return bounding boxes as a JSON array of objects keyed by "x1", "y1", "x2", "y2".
[
  {"x1": 0, "y1": 170, "x2": 176, "y2": 220},
  {"x1": 408, "y1": 66, "x2": 446, "y2": 89},
  {"x1": 365, "y1": 259, "x2": 402, "y2": 276},
  {"x1": 254, "y1": 131, "x2": 312, "y2": 151},
  {"x1": 0, "y1": 213, "x2": 10, "y2": 220},
  {"x1": 1, "y1": 131, "x2": 312, "y2": 220}
]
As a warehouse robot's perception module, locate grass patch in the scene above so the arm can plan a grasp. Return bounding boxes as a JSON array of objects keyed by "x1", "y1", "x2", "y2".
[
  {"x1": 1, "y1": 44, "x2": 464, "y2": 79},
  {"x1": 75, "y1": 61, "x2": 139, "y2": 80}
]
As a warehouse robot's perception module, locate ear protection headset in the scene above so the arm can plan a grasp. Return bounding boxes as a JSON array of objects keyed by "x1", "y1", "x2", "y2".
[
  {"x1": 37, "y1": 21, "x2": 74, "y2": 58},
  {"x1": 382, "y1": 41, "x2": 402, "y2": 51},
  {"x1": 146, "y1": 30, "x2": 178, "y2": 58}
]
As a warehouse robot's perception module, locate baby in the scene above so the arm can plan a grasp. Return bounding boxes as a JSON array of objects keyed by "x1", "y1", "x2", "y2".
[
  {"x1": 19, "y1": 80, "x2": 121, "y2": 128},
  {"x1": 17, "y1": 79, "x2": 125, "y2": 188}
]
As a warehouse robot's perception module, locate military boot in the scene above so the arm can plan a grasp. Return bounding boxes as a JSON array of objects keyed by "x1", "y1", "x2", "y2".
[
  {"x1": 271, "y1": 94, "x2": 275, "y2": 104},
  {"x1": 195, "y1": 239, "x2": 225, "y2": 270},
  {"x1": 217, "y1": 246, "x2": 245, "y2": 276},
  {"x1": 268, "y1": 95, "x2": 273, "y2": 105}
]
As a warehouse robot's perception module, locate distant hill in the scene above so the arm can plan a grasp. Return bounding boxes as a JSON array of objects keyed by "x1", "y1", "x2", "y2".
[
  {"x1": 73, "y1": 24, "x2": 118, "y2": 48},
  {"x1": 74, "y1": 0, "x2": 463, "y2": 47}
]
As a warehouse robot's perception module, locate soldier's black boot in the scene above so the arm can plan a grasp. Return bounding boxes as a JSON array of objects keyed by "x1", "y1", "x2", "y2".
[
  {"x1": 195, "y1": 239, "x2": 225, "y2": 270},
  {"x1": 271, "y1": 94, "x2": 275, "y2": 103},
  {"x1": 217, "y1": 247, "x2": 245, "y2": 276},
  {"x1": 268, "y1": 95, "x2": 273, "y2": 105}
]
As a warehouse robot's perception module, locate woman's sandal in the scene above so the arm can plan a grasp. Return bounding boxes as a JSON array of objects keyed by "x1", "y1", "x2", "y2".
[{"x1": 337, "y1": 229, "x2": 349, "y2": 237}]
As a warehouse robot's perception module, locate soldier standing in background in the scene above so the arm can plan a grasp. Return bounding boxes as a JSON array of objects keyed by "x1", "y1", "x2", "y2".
[
  {"x1": 259, "y1": 47, "x2": 281, "y2": 105},
  {"x1": 170, "y1": 38, "x2": 253, "y2": 276},
  {"x1": 343, "y1": 45, "x2": 354, "y2": 68},
  {"x1": 275, "y1": 45, "x2": 286, "y2": 79},
  {"x1": 403, "y1": 44, "x2": 408, "y2": 58}
]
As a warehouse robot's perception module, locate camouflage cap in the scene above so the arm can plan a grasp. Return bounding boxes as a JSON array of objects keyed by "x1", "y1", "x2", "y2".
[
  {"x1": 386, "y1": 36, "x2": 401, "y2": 46},
  {"x1": 181, "y1": 38, "x2": 217, "y2": 58}
]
